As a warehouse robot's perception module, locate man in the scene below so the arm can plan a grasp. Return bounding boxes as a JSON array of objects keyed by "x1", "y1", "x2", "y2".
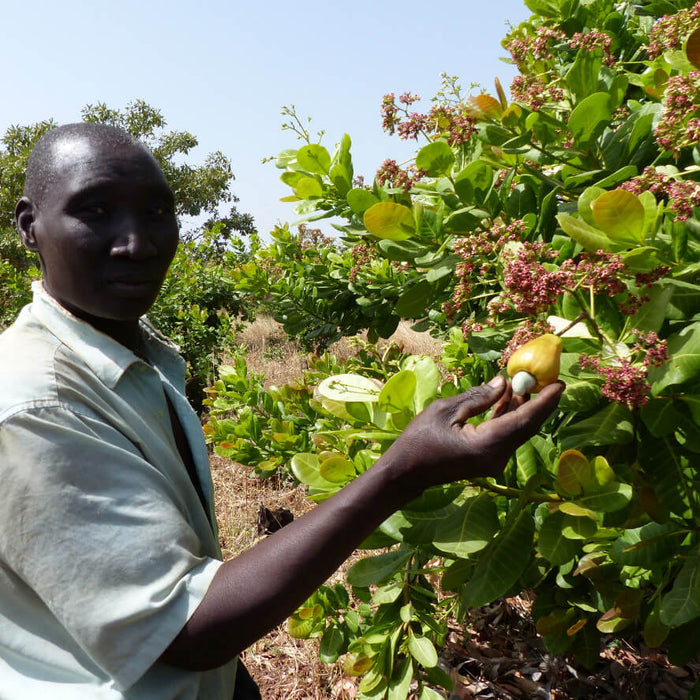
[{"x1": 0, "y1": 123, "x2": 564, "y2": 698}]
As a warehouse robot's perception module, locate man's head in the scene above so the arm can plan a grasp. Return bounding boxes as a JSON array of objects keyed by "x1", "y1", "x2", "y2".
[{"x1": 16, "y1": 123, "x2": 179, "y2": 335}]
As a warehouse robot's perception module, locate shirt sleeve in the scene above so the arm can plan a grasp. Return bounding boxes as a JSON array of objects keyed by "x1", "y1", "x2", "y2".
[{"x1": 0, "y1": 406, "x2": 223, "y2": 691}]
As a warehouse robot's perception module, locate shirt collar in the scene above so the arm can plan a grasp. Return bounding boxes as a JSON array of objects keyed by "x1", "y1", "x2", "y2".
[{"x1": 29, "y1": 281, "x2": 183, "y2": 389}]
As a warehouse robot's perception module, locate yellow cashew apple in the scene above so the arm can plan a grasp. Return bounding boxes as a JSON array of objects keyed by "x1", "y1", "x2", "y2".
[{"x1": 506, "y1": 333, "x2": 563, "y2": 394}]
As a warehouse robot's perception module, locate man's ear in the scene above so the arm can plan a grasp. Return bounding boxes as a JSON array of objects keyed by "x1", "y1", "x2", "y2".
[{"x1": 16, "y1": 197, "x2": 39, "y2": 252}]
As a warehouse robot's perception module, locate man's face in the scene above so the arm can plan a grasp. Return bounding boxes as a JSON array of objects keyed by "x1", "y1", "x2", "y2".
[{"x1": 21, "y1": 137, "x2": 179, "y2": 324}]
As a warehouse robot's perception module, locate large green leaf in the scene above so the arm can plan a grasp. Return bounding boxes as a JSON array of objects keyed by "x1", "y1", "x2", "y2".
[
  {"x1": 538, "y1": 511, "x2": 581, "y2": 565},
  {"x1": 462, "y1": 508, "x2": 535, "y2": 607},
  {"x1": 454, "y1": 161, "x2": 493, "y2": 205},
  {"x1": 574, "y1": 481, "x2": 633, "y2": 513},
  {"x1": 591, "y1": 189, "x2": 645, "y2": 243},
  {"x1": 611, "y1": 522, "x2": 684, "y2": 568},
  {"x1": 408, "y1": 634, "x2": 438, "y2": 668},
  {"x1": 641, "y1": 398, "x2": 686, "y2": 437},
  {"x1": 433, "y1": 493, "x2": 500, "y2": 557},
  {"x1": 316, "y1": 374, "x2": 382, "y2": 403},
  {"x1": 415, "y1": 140, "x2": 455, "y2": 177},
  {"x1": 661, "y1": 550, "x2": 700, "y2": 627},
  {"x1": 296, "y1": 144, "x2": 331, "y2": 175},
  {"x1": 559, "y1": 403, "x2": 634, "y2": 451},
  {"x1": 402, "y1": 355, "x2": 440, "y2": 412},
  {"x1": 568, "y1": 93, "x2": 612, "y2": 144},
  {"x1": 364, "y1": 202, "x2": 415, "y2": 240},
  {"x1": 557, "y1": 213, "x2": 614, "y2": 252},
  {"x1": 320, "y1": 625, "x2": 346, "y2": 663},
  {"x1": 650, "y1": 322, "x2": 700, "y2": 393},
  {"x1": 378, "y1": 370, "x2": 416, "y2": 415},
  {"x1": 395, "y1": 280, "x2": 433, "y2": 318},
  {"x1": 347, "y1": 549, "x2": 413, "y2": 587},
  {"x1": 638, "y1": 431, "x2": 688, "y2": 517},
  {"x1": 347, "y1": 188, "x2": 379, "y2": 214}
]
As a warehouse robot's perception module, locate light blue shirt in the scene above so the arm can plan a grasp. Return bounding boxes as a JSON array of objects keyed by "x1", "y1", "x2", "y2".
[{"x1": 0, "y1": 282, "x2": 237, "y2": 698}]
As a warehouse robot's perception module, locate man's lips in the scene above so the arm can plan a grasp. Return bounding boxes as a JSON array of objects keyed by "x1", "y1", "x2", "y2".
[{"x1": 107, "y1": 276, "x2": 160, "y2": 296}]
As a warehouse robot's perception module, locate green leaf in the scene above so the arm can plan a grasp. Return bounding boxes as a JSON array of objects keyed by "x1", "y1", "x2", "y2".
[
  {"x1": 415, "y1": 140, "x2": 455, "y2": 177},
  {"x1": 591, "y1": 189, "x2": 645, "y2": 243},
  {"x1": 296, "y1": 144, "x2": 331, "y2": 175},
  {"x1": 294, "y1": 176, "x2": 323, "y2": 199},
  {"x1": 330, "y1": 163, "x2": 352, "y2": 196},
  {"x1": 320, "y1": 625, "x2": 346, "y2": 663},
  {"x1": 347, "y1": 188, "x2": 379, "y2": 214},
  {"x1": 650, "y1": 322, "x2": 700, "y2": 393},
  {"x1": 566, "y1": 51, "x2": 604, "y2": 102},
  {"x1": 611, "y1": 522, "x2": 684, "y2": 568},
  {"x1": 454, "y1": 161, "x2": 493, "y2": 205},
  {"x1": 538, "y1": 511, "x2": 581, "y2": 565},
  {"x1": 388, "y1": 656, "x2": 413, "y2": 700},
  {"x1": 661, "y1": 550, "x2": 700, "y2": 627},
  {"x1": 408, "y1": 634, "x2": 438, "y2": 668},
  {"x1": 641, "y1": 399, "x2": 686, "y2": 437},
  {"x1": 568, "y1": 93, "x2": 612, "y2": 145},
  {"x1": 364, "y1": 202, "x2": 415, "y2": 240},
  {"x1": 378, "y1": 238, "x2": 430, "y2": 262},
  {"x1": 291, "y1": 453, "x2": 336, "y2": 489},
  {"x1": 433, "y1": 493, "x2": 500, "y2": 557},
  {"x1": 639, "y1": 432, "x2": 688, "y2": 516},
  {"x1": 557, "y1": 213, "x2": 614, "y2": 252},
  {"x1": 378, "y1": 370, "x2": 416, "y2": 414},
  {"x1": 319, "y1": 455, "x2": 356, "y2": 483},
  {"x1": 347, "y1": 549, "x2": 413, "y2": 587},
  {"x1": 395, "y1": 280, "x2": 433, "y2": 318},
  {"x1": 462, "y1": 508, "x2": 535, "y2": 607},
  {"x1": 402, "y1": 355, "x2": 440, "y2": 412},
  {"x1": 574, "y1": 481, "x2": 633, "y2": 513},
  {"x1": 316, "y1": 374, "x2": 381, "y2": 403},
  {"x1": 559, "y1": 403, "x2": 634, "y2": 451},
  {"x1": 556, "y1": 450, "x2": 592, "y2": 496}
]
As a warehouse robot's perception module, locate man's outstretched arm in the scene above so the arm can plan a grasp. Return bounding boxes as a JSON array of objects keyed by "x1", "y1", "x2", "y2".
[{"x1": 160, "y1": 377, "x2": 564, "y2": 670}]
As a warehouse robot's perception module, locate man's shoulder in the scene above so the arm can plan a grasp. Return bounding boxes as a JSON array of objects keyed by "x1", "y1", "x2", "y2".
[{"x1": 0, "y1": 308, "x2": 66, "y2": 419}]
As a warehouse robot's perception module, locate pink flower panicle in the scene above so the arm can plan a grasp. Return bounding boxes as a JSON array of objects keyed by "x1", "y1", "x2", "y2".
[
  {"x1": 442, "y1": 221, "x2": 525, "y2": 322},
  {"x1": 654, "y1": 71, "x2": 700, "y2": 156},
  {"x1": 348, "y1": 244, "x2": 374, "y2": 284},
  {"x1": 633, "y1": 329, "x2": 669, "y2": 368},
  {"x1": 577, "y1": 330, "x2": 669, "y2": 410},
  {"x1": 647, "y1": 2, "x2": 700, "y2": 59},
  {"x1": 569, "y1": 30, "x2": 616, "y2": 66},
  {"x1": 504, "y1": 26, "x2": 567, "y2": 68},
  {"x1": 375, "y1": 159, "x2": 427, "y2": 192},
  {"x1": 510, "y1": 74, "x2": 565, "y2": 111},
  {"x1": 579, "y1": 354, "x2": 651, "y2": 409},
  {"x1": 380, "y1": 93, "x2": 476, "y2": 145},
  {"x1": 620, "y1": 167, "x2": 700, "y2": 221}
]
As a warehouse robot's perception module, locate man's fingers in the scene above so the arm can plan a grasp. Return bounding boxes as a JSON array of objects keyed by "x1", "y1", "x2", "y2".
[
  {"x1": 449, "y1": 376, "x2": 508, "y2": 424},
  {"x1": 482, "y1": 381, "x2": 564, "y2": 445}
]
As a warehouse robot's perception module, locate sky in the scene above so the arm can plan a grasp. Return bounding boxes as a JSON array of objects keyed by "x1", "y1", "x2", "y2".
[{"x1": 1, "y1": 0, "x2": 532, "y2": 238}]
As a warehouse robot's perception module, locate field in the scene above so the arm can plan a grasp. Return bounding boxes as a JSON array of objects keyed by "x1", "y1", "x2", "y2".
[{"x1": 210, "y1": 319, "x2": 700, "y2": 700}]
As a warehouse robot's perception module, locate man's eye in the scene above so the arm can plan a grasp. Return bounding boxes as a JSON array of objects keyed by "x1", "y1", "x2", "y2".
[{"x1": 79, "y1": 203, "x2": 107, "y2": 216}]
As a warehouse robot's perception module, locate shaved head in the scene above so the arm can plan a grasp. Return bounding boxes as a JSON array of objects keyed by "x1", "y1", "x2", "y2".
[{"x1": 24, "y1": 123, "x2": 157, "y2": 206}]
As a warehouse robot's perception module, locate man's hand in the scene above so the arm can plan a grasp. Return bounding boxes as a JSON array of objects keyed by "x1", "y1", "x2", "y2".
[{"x1": 384, "y1": 375, "x2": 564, "y2": 492}]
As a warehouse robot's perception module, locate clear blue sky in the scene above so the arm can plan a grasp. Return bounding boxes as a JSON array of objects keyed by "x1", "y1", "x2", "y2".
[{"x1": 1, "y1": 0, "x2": 531, "y2": 237}]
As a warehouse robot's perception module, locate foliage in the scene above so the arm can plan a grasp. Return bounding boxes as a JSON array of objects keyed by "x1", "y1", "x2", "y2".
[
  {"x1": 148, "y1": 225, "x2": 258, "y2": 410},
  {"x1": 210, "y1": 0, "x2": 700, "y2": 696}
]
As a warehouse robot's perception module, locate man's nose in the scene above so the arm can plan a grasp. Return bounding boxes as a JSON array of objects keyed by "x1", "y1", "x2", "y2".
[{"x1": 111, "y1": 217, "x2": 158, "y2": 259}]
